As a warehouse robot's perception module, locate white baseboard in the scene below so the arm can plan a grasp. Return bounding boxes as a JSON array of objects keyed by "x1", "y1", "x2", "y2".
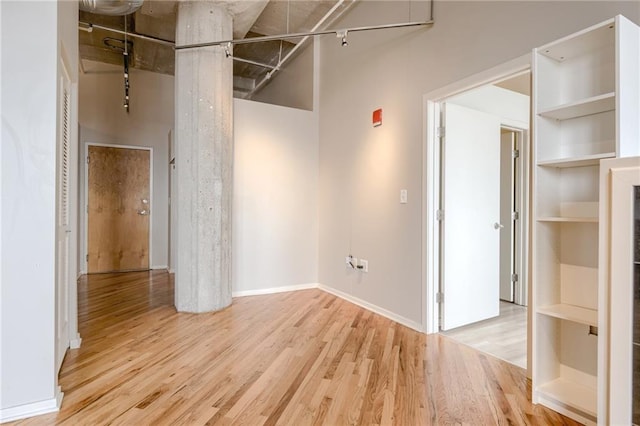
[
  {"x1": 232, "y1": 283, "x2": 425, "y2": 332},
  {"x1": 317, "y1": 284, "x2": 425, "y2": 332},
  {"x1": 0, "y1": 387, "x2": 63, "y2": 423},
  {"x1": 151, "y1": 265, "x2": 168, "y2": 270},
  {"x1": 232, "y1": 283, "x2": 319, "y2": 298},
  {"x1": 168, "y1": 269, "x2": 175, "y2": 274},
  {"x1": 70, "y1": 333, "x2": 82, "y2": 349}
]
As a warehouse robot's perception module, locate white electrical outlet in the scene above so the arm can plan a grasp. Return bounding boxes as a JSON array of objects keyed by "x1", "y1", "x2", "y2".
[
  {"x1": 359, "y1": 259, "x2": 368, "y2": 273},
  {"x1": 400, "y1": 189, "x2": 408, "y2": 204}
]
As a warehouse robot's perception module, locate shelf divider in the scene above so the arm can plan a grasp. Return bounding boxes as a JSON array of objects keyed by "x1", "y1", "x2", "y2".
[
  {"x1": 537, "y1": 151, "x2": 615, "y2": 168},
  {"x1": 538, "y1": 92, "x2": 615, "y2": 120},
  {"x1": 537, "y1": 378, "x2": 597, "y2": 418},
  {"x1": 537, "y1": 303, "x2": 598, "y2": 326},
  {"x1": 537, "y1": 216, "x2": 598, "y2": 223}
]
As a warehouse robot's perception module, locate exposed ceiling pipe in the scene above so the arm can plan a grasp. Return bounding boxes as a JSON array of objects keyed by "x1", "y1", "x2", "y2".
[
  {"x1": 79, "y1": 0, "x2": 144, "y2": 16},
  {"x1": 246, "y1": 0, "x2": 435, "y2": 98},
  {"x1": 79, "y1": 21, "x2": 175, "y2": 47},
  {"x1": 237, "y1": 0, "x2": 351, "y2": 98},
  {"x1": 245, "y1": 21, "x2": 435, "y2": 96},
  {"x1": 78, "y1": 21, "x2": 278, "y2": 71}
]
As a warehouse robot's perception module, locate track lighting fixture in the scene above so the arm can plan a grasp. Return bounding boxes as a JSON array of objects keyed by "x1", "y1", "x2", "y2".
[
  {"x1": 224, "y1": 42, "x2": 231, "y2": 58},
  {"x1": 337, "y1": 30, "x2": 348, "y2": 47}
]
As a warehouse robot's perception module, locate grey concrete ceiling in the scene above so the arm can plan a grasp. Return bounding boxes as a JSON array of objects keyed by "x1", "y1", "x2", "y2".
[{"x1": 79, "y1": 0, "x2": 354, "y2": 98}]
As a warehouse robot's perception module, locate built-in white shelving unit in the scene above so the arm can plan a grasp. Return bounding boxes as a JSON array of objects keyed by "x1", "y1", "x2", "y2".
[{"x1": 532, "y1": 15, "x2": 640, "y2": 425}]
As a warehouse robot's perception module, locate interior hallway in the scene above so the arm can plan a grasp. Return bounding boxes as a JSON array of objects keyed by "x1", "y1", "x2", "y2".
[
  {"x1": 10, "y1": 272, "x2": 575, "y2": 425},
  {"x1": 442, "y1": 301, "x2": 527, "y2": 369}
]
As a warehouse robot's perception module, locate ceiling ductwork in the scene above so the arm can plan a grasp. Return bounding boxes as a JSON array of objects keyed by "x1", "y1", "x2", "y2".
[{"x1": 79, "y1": 0, "x2": 144, "y2": 16}]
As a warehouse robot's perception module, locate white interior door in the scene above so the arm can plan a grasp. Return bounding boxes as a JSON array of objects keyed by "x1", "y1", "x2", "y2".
[
  {"x1": 56, "y1": 66, "x2": 71, "y2": 372},
  {"x1": 441, "y1": 102, "x2": 501, "y2": 330}
]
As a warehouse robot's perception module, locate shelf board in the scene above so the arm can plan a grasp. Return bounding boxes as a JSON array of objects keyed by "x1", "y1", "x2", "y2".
[
  {"x1": 537, "y1": 152, "x2": 615, "y2": 168},
  {"x1": 538, "y1": 92, "x2": 615, "y2": 120},
  {"x1": 537, "y1": 304, "x2": 598, "y2": 326},
  {"x1": 537, "y1": 377, "x2": 597, "y2": 418},
  {"x1": 537, "y1": 18, "x2": 614, "y2": 62},
  {"x1": 537, "y1": 216, "x2": 598, "y2": 223}
]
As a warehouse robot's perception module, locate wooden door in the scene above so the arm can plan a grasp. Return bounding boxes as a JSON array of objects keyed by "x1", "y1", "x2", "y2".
[{"x1": 88, "y1": 145, "x2": 150, "y2": 273}]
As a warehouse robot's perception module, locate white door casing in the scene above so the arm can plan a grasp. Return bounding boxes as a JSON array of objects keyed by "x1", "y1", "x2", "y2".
[{"x1": 441, "y1": 102, "x2": 502, "y2": 330}]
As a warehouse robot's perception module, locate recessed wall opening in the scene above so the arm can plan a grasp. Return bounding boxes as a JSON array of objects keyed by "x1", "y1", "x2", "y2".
[{"x1": 425, "y1": 67, "x2": 531, "y2": 371}]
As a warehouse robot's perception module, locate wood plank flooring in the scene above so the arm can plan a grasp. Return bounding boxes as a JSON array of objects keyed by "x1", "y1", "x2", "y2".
[
  {"x1": 10, "y1": 271, "x2": 579, "y2": 425},
  {"x1": 441, "y1": 301, "x2": 527, "y2": 369}
]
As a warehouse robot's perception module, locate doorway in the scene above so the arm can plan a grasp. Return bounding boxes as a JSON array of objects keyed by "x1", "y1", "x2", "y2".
[
  {"x1": 86, "y1": 144, "x2": 152, "y2": 273},
  {"x1": 424, "y1": 62, "x2": 531, "y2": 369},
  {"x1": 499, "y1": 127, "x2": 524, "y2": 305},
  {"x1": 438, "y1": 82, "x2": 529, "y2": 331}
]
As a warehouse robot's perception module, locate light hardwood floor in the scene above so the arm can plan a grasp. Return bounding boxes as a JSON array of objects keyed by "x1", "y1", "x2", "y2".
[
  {"x1": 10, "y1": 271, "x2": 578, "y2": 425},
  {"x1": 441, "y1": 301, "x2": 527, "y2": 369}
]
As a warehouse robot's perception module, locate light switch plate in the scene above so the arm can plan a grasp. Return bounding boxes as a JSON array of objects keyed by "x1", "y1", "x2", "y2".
[{"x1": 400, "y1": 189, "x2": 408, "y2": 204}]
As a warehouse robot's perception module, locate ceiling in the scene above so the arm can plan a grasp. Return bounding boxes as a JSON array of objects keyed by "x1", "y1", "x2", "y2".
[
  {"x1": 79, "y1": 0, "x2": 356, "y2": 98},
  {"x1": 494, "y1": 73, "x2": 530, "y2": 96}
]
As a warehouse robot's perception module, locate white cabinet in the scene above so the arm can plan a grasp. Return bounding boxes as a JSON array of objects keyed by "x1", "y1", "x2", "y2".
[{"x1": 532, "y1": 15, "x2": 640, "y2": 425}]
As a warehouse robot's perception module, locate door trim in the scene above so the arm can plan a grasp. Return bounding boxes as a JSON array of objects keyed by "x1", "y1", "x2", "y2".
[
  {"x1": 422, "y1": 54, "x2": 531, "y2": 336},
  {"x1": 500, "y1": 126, "x2": 528, "y2": 306},
  {"x1": 84, "y1": 143, "x2": 153, "y2": 273}
]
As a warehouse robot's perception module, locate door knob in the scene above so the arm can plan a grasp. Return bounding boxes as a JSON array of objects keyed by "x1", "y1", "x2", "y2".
[{"x1": 494, "y1": 222, "x2": 504, "y2": 230}]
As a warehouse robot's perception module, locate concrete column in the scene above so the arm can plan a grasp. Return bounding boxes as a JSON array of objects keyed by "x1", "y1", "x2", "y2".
[{"x1": 175, "y1": 1, "x2": 233, "y2": 312}]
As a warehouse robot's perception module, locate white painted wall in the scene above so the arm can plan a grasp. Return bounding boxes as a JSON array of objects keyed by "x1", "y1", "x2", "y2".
[
  {"x1": 233, "y1": 99, "x2": 319, "y2": 294},
  {"x1": 318, "y1": 1, "x2": 639, "y2": 327},
  {"x1": 78, "y1": 61, "x2": 173, "y2": 271},
  {"x1": 1, "y1": 0, "x2": 77, "y2": 417},
  {"x1": 79, "y1": 65, "x2": 319, "y2": 291}
]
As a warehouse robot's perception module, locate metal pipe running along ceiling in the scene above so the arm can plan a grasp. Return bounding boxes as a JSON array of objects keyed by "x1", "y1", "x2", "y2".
[
  {"x1": 77, "y1": 19, "x2": 434, "y2": 91},
  {"x1": 78, "y1": 20, "x2": 434, "y2": 50},
  {"x1": 173, "y1": 20, "x2": 434, "y2": 50}
]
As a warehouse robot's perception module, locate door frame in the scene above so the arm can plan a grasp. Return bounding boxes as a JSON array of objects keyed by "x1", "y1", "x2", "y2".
[
  {"x1": 84, "y1": 143, "x2": 154, "y2": 273},
  {"x1": 500, "y1": 125, "x2": 527, "y2": 306},
  {"x1": 422, "y1": 54, "x2": 531, "y2": 335}
]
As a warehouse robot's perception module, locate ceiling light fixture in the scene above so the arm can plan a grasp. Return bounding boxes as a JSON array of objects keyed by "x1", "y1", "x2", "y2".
[
  {"x1": 337, "y1": 30, "x2": 348, "y2": 47},
  {"x1": 224, "y1": 42, "x2": 231, "y2": 58}
]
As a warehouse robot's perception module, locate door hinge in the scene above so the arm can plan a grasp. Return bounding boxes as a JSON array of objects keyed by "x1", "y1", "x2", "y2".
[
  {"x1": 512, "y1": 149, "x2": 520, "y2": 159},
  {"x1": 436, "y1": 127, "x2": 445, "y2": 138},
  {"x1": 86, "y1": 254, "x2": 89, "y2": 262},
  {"x1": 436, "y1": 210, "x2": 444, "y2": 221},
  {"x1": 86, "y1": 155, "x2": 90, "y2": 164},
  {"x1": 512, "y1": 211, "x2": 519, "y2": 220},
  {"x1": 511, "y1": 273, "x2": 519, "y2": 282},
  {"x1": 86, "y1": 205, "x2": 89, "y2": 214},
  {"x1": 436, "y1": 292, "x2": 444, "y2": 303}
]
